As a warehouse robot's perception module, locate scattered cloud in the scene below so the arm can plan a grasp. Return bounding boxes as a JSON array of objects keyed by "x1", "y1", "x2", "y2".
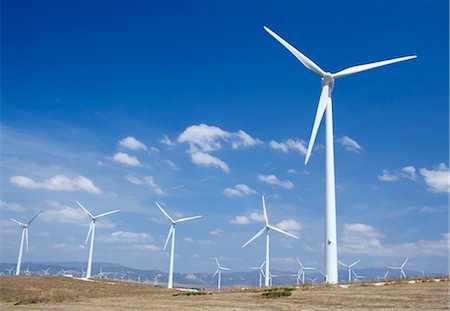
[
  {"x1": 177, "y1": 124, "x2": 261, "y2": 172},
  {"x1": 378, "y1": 170, "x2": 399, "y2": 182},
  {"x1": 223, "y1": 184, "x2": 257, "y2": 198},
  {"x1": 125, "y1": 175, "x2": 164, "y2": 194},
  {"x1": 249, "y1": 212, "x2": 265, "y2": 222},
  {"x1": 287, "y1": 169, "x2": 298, "y2": 175},
  {"x1": 164, "y1": 160, "x2": 179, "y2": 171},
  {"x1": 336, "y1": 136, "x2": 362, "y2": 153},
  {"x1": 401, "y1": 166, "x2": 417, "y2": 180},
  {"x1": 276, "y1": 219, "x2": 301, "y2": 232},
  {"x1": 118, "y1": 136, "x2": 147, "y2": 151},
  {"x1": 269, "y1": 139, "x2": 307, "y2": 156},
  {"x1": 124, "y1": 174, "x2": 142, "y2": 185},
  {"x1": 210, "y1": 228, "x2": 223, "y2": 236},
  {"x1": 343, "y1": 223, "x2": 381, "y2": 238},
  {"x1": 112, "y1": 152, "x2": 141, "y2": 166},
  {"x1": 419, "y1": 163, "x2": 450, "y2": 193},
  {"x1": 10, "y1": 175, "x2": 101, "y2": 194},
  {"x1": 41, "y1": 204, "x2": 89, "y2": 225},
  {"x1": 230, "y1": 215, "x2": 250, "y2": 225},
  {"x1": 100, "y1": 231, "x2": 154, "y2": 243},
  {"x1": 160, "y1": 135, "x2": 175, "y2": 146},
  {"x1": 0, "y1": 201, "x2": 26, "y2": 213},
  {"x1": 258, "y1": 174, "x2": 294, "y2": 189},
  {"x1": 183, "y1": 237, "x2": 194, "y2": 244}
]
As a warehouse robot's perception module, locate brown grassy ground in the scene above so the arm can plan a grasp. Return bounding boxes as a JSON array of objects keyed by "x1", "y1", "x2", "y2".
[{"x1": 0, "y1": 276, "x2": 448, "y2": 310}]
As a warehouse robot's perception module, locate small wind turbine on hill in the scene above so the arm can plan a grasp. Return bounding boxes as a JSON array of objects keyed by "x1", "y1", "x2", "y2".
[
  {"x1": 10, "y1": 211, "x2": 41, "y2": 275},
  {"x1": 212, "y1": 258, "x2": 231, "y2": 291},
  {"x1": 388, "y1": 257, "x2": 410, "y2": 278},
  {"x1": 155, "y1": 202, "x2": 202, "y2": 289},
  {"x1": 264, "y1": 25, "x2": 416, "y2": 284},
  {"x1": 377, "y1": 270, "x2": 389, "y2": 281},
  {"x1": 338, "y1": 259, "x2": 360, "y2": 283},
  {"x1": 352, "y1": 270, "x2": 364, "y2": 282},
  {"x1": 242, "y1": 195, "x2": 299, "y2": 286},
  {"x1": 77, "y1": 201, "x2": 120, "y2": 279},
  {"x1": 295, "y1": 258, "x2": 316, "y2": 284},
  {"x1": 249, "y1": 261, "x2": 265, "y2": 287}
]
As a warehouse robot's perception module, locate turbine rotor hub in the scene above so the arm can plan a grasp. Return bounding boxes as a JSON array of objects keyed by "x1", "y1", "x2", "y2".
[{"x1": 321, "y1": 73, "x2": 334, "y2": 89}]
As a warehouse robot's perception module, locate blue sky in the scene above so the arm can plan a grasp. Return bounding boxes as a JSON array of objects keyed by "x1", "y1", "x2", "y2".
[{"x1": 1, "y1": 0, "x2": 448, "y2": 275}]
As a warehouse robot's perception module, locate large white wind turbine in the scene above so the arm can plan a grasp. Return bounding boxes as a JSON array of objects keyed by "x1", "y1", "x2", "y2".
[
  {"x1": 156, "y1": 202, "x2": 202, "y2": 289},
  {"x1": 77, "y1": 201, "x2": 119, "y2": 279},
  {"x1": 10, "y1": 211, "x2": 41, "y2": 275},
  {"x1": 212, "y1": 258, "x2": 231, "y2": 291},
  {"x1": 264, "y1": 26, "x2": 416, "y2": 284},
  {"x1": 388, "y1": 257, "x2": 410, "y2": 278},
  {"x1": 249, "y1": 261, "x2": 265, "y2": 287},
  {"x1": 338, "y1": 259, "x2": 360, "y2": 283},
  {"x1": 242, "y1": 195, "x2": 299, "y2": 286}
]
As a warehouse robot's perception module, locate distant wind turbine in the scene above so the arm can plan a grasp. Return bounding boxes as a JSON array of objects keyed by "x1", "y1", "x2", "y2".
[
  {"x1": 77, "y1": 201, "x2": 119, "y2": 279},
  {"x1": 388, "y1": 257, "x2": 410, "y2": 278},
  {"x1": 338, "y1": 259, "x2": 360, "y2": 283},
  {"x1": 6, "y1": 267, "x2": 14, "y2": 275},
  {"x1": 295, "y1": 258, "x2": 316, "y2": 284},
  {"x1": 264, "y1": 25, "x2": 416, "y2": 284},
  {"x1": 10, "y1": 211, "x2": 41, "y2": 275},
  {"x1": 376, "y1": 270, "x2": 389, "y2": 282},
  {"x1": 242, "y1": 195, "x2": 299, "y2": 287},
  {"x1": 352, "y1": 270, "x2": 365, "y2": 282},
  {"x1": 156, "y1": 202, "x2": 202, "y2": 289},
  {"x1": 212, "y1": 258, "x2": 231, "y2": 291},
  {"x1": 249, "y1": 261, "x2": 265, "y2": 287}
]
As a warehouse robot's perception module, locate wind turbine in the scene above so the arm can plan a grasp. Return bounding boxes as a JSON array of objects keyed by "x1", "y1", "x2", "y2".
[
  {"x1": 376, "y1": 270, "x2": 389, "y2": 282},
  {"x1": 6, "y1": 267, "x2": 14, "y2": 275},
  {"x1": 388, "y1": 257, "x2": 410, "y2": 278},
  {"x1": 296, "y1": 258, "x2": 316, "y2": 284},
  {"x1": 77, "y1": 201, "x2": 119, "y2": 279},
  {"x1": 249, "y1": 261, "x2": 266, "y2": 287},
  {"x1": 10, "y1": 211, "x2": 41, "y2": 275},
  {"x1": 352, "y1": 270, "x2": 365, "y2": 282},
  {"x1": 269, "y1": 271, "x2": 278, "y2": 286},
  {"x1": 308, "y1": 277, "x2": 318, "y2": 284},
  {"x1": 155, "y1": 202, "x2": 202, "y2": 289},
  {"x1": 153, "y1": 273, "x2": 161, "y2": 286},
  {"x1": 264, "y1": 26, "x2": 416, "y2": 284},
  {"x1": 41, "y1": 267, "x2": 50, "y2": 276},
  {"x1": 338, "y1": 259, "x2": 360, "y2": 283},
  {"x1": 212, "y1": 258, "x2": 231, "y2": 291},
  {"x1": 242, "y1": 195, "x2": 299, "y2": 286}
]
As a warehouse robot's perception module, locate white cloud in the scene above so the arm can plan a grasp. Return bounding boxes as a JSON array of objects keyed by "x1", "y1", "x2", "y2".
[
  {"x1": 269, "y1": 139, "x2": 307, "y2": 156},
  {"x1": 0, "y1": 201, "x2": 26, "y2": 213},
  {"x1": 210, "y1": 228, "x2": 223, "y2": 236},
  {"x1": 343, "y1": 223, "x2": 381, "y2": 238},
  {"x1": 164, "y1": 160, "x2": 179, "y2": 171},
  {"x1": 118, "y1": 136, "x2": 147, "y2": 151},
  {"x1": 100, "y1": 231, "x2": 154, "y2": 243},
  {"x1": 249, "y1": 212, "x2": 265, "y2": 222},
  {"x1": 160, "y1": 135, "x2": 175, "y2": 146},
  {"x1": 276, "y1": 219, "x2": 301, "y2": 232},
  {"x1": 258, "y1": 174, "x2": 294, "y2": 189},
  {"x1": 177, "y1": 124, "x2": 261, "y2": 173},
  {"x1": 41, "y1": 205, "x2": 89, "y2": 225},
  {"x1": 287, "y1": 169, "x2": 298, "y2": 175},
  {"x1": 191, "y1": 152, "x2": 230, "y2": 173},
  {"x1": 401, "y1": 166, "x2": 417, "y2": 180},
  {"x1": 230, "y1": 215, "x2": 250, "y2": 225},
  {"x1": 419, "y1": 163, "x2": 450, "y2": 193},
  {"x1": 223, "y1": 184, "x2": 257, "y2": 197},
  {"x1": 337, "y1": 136, "x2": 362, "y2": 153},
  {"x1": 378, "y1": 170, "x2": 399, "y2": 182},
  {"x1": 10, "y1": 175, "x2": 102, "y2": 194},
  {"x1": 140, "y1": 244, "x2": 160, "y2": 251},
  {"x1": 112, "y1": 152, "x2": 141, "y2": 166},
  {"x1": 183, "y1": 237, "x2": 194, "y2": 244},
  {"x1": 126, "y1": 175, "x2": 164, "y2": 194}
]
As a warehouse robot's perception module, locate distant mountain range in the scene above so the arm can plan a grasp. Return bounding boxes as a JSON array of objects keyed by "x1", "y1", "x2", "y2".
[{"x1": 0, "y1": 262, "x2": 443, "y2": 288}]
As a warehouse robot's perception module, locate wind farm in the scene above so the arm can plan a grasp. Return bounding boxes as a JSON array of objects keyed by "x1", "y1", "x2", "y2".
[{"x1": 1, "y1": 0, "x2": 448, "y2": 310}]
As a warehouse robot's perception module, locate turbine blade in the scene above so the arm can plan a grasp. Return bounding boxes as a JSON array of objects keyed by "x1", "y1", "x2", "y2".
[
  {"x1": 77, "y1": 201, "x2": 95, "y2": 219},
  {"x1": 212, "y1": 269, "x2": 219, "y2": 278},
  {"x1": 401, "y1": 257, "x2": 410, "y2": 268},
  {"x1": 332, "y1": 55, "x2": 417, "y2": 79},
  {"x1": 95, "y1": 209, "x2": 120, "y2": 219},
  {"x1": 221, "y1": 267, "x2": 231, "y2": 271},
  {"x1": 261, "y1": 195, "x2": 268, "y2": 226},
  {"x1": 263, "y1": 26, "x2": 325, "y2": 76},
  {"x1": 350, "y1": 259, "x2": 361, "y2": 268},
  {"x1": 155, "y1": 202, "x2": 174, "y2": 223},
  {"x1": 269, "y1": 225, "x2": 299, "y2": 239},
  {"x1": 10, "y1": 218, "x2": 25, "y2": 227},
  {"x1": 85, "y1": 222, "x2": 93, "y2": 245},
  {"x1": 241, "y1": 227, "x2": 266, "y2": 248},
  {"x1": 297, "y1": 258, "x2": 304, "y2": 268},
  {"x1": 305, "y1": 85, "x2": 330, "y2": 164},
  {"x1": 175, "y1": 215, "x2": 202, "y2": 223},
  {"x1": 215, "y1": 258, "x2": 220, "y2": 268},
  {"x1": 25, "y1": 228, "x2": 29, "y2": 251},
  {"x1": 163, "y1": 225, "x2": 174, "y2": 251},
  {"x1": 27, "y1": 210, "x2": 42, "y2": 225},
  {"x1": 338, "y1": 261, "x2": 349, "y2": 268},
  {"x1": 387, "y1": 266, "x2": 399, "y2": 269},
  {"x1": 260, "y1": 261, "x2": 266, "y2": 269}
]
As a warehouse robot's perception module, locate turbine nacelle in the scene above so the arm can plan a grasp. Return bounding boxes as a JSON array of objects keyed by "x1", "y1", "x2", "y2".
[{"x1": 321, "y1": 73, "x2": 334, "y2": 89}]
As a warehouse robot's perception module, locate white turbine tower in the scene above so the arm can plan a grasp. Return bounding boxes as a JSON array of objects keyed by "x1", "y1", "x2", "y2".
[
  {"x1": 77, "y1": 201, "x2": 119, "y2": 279},
  {"x1": 296, "y1": 258, "x2": 316, "y2": 284},
  {"x1": 249, "y1": 261, "x2": 265, "y2": 287},
  {"x1": 10, "y1": 211, "x2": 41, "y2": 276},
  {"x1": 264, "y1": 26, "x2": 416, "y2": 284},
  {"x1": 388, "y1": 257, "x2": 410, "y2": 278},
  {"x1": 155, "y1": 202, "x2": 202, "y2": 289},
  {"x1": 212, "y1": 258, "x2": 231, "y2": 291},
  {"x1": 338, "y1": 259, "x2": 360, "y2": 283},
  {"x1": 242, "y1": 195, "x2": 299, "y2": 286}
]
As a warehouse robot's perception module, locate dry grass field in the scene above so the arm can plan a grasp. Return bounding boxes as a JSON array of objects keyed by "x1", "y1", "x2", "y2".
[{"x1": 0, "y1": 276, "x2": 448, "y2": 310}]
